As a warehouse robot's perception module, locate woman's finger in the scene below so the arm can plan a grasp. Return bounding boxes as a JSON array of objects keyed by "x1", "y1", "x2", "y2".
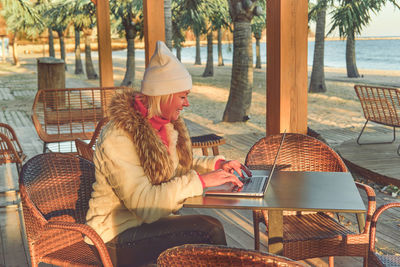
[{"x1": 241, "y1": 164, "x2": 253, "y2": 177}]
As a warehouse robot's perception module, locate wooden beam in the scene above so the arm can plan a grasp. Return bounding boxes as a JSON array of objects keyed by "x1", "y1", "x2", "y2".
[
  {"x1": 143, "y1": 0, "x2": 165, "y2": 67},
  {"x1": 266, "y1": 0, "x2": 308, "y2": 135},
  {"x1": 95, "y1": 0, "x2": 114, "y2": 87}
]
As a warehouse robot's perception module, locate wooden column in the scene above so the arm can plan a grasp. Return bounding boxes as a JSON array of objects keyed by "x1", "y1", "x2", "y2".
[
  {"x1": 94, "y1": 0, "x2": 114, "y2": 87},
  {"x1": 143, "y1": 0, "x2": 165, "y2": 67},
  {"x1": 266, "y1": 0, "x2": 308, "y2": 135}
]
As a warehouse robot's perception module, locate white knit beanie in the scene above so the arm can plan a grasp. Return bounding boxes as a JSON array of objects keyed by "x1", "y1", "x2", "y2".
[{"x1": 141, "y1": 41, "x2": 192, "y2": 96}]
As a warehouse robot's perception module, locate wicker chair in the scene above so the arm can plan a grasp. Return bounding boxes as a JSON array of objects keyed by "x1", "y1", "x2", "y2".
[
  {"x1": 0, "y1": 123, "x2": 26, "y2": 207},
  {"x1": 32, "y1": 87, "x2": 125, "y2": 153},
  {"x1": 245, "y1": 133, "x2": 376, "y2": 266},
  {"x1": 369, "y1": 202, "x2": 400, "y2": 267},
  {"x1": 354, "y1": 85, "x2": 400, "y2": 155},
  {"x1": 157, "y1": 244, "x2": 304, "y2": 267},
  {"x1": 75, "y1": 117, "x2": 109, "y2": 161},
  {"x1": 19, "y1": 153, "x2": 112, "y2": 267}
]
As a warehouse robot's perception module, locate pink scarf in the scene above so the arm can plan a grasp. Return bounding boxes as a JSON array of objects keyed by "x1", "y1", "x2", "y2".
[{"x1": 134, "y1": 95, "x2": 170, "y2": 150}]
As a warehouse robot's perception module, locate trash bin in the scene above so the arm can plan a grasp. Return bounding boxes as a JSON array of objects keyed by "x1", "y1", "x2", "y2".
[{"x1": 37, "y1": 57, "x2": 65, "y2": 109}]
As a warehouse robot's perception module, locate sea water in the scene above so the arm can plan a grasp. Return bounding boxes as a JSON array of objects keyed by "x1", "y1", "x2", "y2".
[{"x1": 111, "y1": 38, "x2": 400, "y2": 71}]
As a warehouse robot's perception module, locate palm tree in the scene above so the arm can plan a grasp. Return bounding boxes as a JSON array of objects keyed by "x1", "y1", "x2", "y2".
[
  {"x1": 202, "y1": 0, "x2": 229, "y2": 77},
  {"x1": 309, "y1": 0, "x2": 328, "y2": 93},
  {"x1": 110, "y1": 0, "x2": 143, "y2": 86},
  {"x1": 251, "y1": 2, "x2": 265, "y2": 69},
  {"x1": 329, "y1": 0, "x2": 399, "y2": 78},
  {"x1": 211, "y1": 0, "x2": 230, "y2": 67},
  {"x1": 43, "y1": 1, "x2": 72, "y2": 70},
  {"x1": 222, "y1": 0, "x2": 263, "y2": 122},
  {"x1": 177, "y1": 0, "x2": 207, "y2": 65},
  {"x1": 71, "y1": 0, "x2": 99, "y2": 78},
  {"x1": 164, "y1": 0, "x2": 173, "y2": 50},
  {"x1": 171, "y1": 0, "x2": 186, "y2": 60},
  {"x1": 0, "y1": 0, "x2": 43, "y2": 66}
]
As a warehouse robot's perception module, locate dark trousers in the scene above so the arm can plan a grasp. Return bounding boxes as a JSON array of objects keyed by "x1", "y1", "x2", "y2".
[{"x1": 104, "y1": 215, "x2": 227, "y2": 267}]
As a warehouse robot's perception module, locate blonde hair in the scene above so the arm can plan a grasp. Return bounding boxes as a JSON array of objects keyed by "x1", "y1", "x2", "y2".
[{"x1": 144, "y1": 94, "x2": 174, "y2": 118}]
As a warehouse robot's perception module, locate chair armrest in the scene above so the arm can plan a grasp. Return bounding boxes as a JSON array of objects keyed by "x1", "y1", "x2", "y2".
[
  {"x1": 45, "y1": 221, "x2": 113, "y2": 267},
  {"x1": 355, "y1": 182, "x2": 377, "y2": 234},
  {"x1": 369, "y1": 202, "x2": 400, "y2": 253},
  {"x1": 0, "y1": 132, "x2": 23, "y2": 163}
]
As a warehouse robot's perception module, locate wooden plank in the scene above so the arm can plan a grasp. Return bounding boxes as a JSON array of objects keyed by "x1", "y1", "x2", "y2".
[
  {"x1": 143, "y1": 0, "x2": 165, "y2": 67},
  {"x1": 95, "y1": 0, "x2": 114, "y2": 87},
  {"x1": 0, "y1": 208, "x2": 29, "y2": 266},
  {"x1": 266, "y1": 0, "x2": 308, "y2": 135}
]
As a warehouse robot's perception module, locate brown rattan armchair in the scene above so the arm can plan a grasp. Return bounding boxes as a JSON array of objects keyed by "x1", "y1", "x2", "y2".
[
  {"x1": 32, "y1": 87, "x2": 125, "y2": 153},
  {"x1": 368, "y1": 202, "x2": 400, "y2": 267},
  {"x1": 19, "y1": 153, "x2": 112, "y2": 267},
  {"x1": 245, "y1": 133, "x2": 376, "y2": 266},
  {"x1": 75, "y1": 117, "x2": 109, "y2": 161},
  {"x1": 354, "y1": 85, "x2": 400, "y2": 155},
  {"x1": 0, "y1": 123, "x2": 26, "y2": 175},
  {"x1": 157, "y1": 244, "x2": 305, "y2": 267}
]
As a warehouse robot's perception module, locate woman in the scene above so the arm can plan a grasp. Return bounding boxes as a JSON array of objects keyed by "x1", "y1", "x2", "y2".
[{"x1": 86, "y1": 41, "x2": 251, "y2": 266}]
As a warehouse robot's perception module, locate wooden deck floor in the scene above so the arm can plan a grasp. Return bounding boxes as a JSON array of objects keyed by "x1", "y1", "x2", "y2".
[{"x1": 0, "y1": 63, "x2": 399, "y2": 266}]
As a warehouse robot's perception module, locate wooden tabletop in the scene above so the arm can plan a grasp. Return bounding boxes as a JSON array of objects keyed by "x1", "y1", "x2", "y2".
[{"x1": 184, "y1": 171, "x2": 365, "y2": 213}]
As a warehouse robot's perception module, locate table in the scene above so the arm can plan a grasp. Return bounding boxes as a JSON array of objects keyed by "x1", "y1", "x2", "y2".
[{"x1": 183, "y1": 170, "x2": 366, "y2": 255}]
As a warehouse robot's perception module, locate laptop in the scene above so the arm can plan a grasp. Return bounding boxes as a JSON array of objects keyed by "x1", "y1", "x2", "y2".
[{"x1": 205, "y1": 132, "x2": 286, "y2": 197}]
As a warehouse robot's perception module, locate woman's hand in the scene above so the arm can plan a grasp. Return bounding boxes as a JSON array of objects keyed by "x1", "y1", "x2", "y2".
[
  {"x1": 200, "y1": 169, "x2": 243, "y2": 188},
  {"x1": 218, "y1": 160, "x2": 252, "y2": 178}
]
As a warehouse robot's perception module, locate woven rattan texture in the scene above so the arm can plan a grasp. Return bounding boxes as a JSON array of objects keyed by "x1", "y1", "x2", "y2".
[
  {"x1": 32, "y1": 87, "x2": 126, "y2": 152},
  {"x1": 369, "y1": 202, "x2": 400, "y2": 267},
  {"x1": 354, "y1": 85, "x2": 400, "y2": 127},
  {"x1": 0, "y1": 123, "x2": 25, "y2": 170},
  {"x1": 157, "y1": 244, "x2": 305, "y2": 267},
  {"x1": 244, "y1": 133, "x2": 376, "y2": 262},
  {"x1": 19, "y1": 153, "x2": 112, "y2": 267},
  {"x1": 75, "y1": 117, "x2": 109, "y2": 161}
]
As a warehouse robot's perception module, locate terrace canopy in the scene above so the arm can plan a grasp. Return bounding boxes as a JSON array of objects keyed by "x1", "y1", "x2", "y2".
[{"x1": 94, "y1": 0, "x2": 308, "y2": 137}]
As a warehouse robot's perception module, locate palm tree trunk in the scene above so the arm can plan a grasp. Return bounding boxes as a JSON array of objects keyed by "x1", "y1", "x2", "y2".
[
  {"x1": 217, "y1": 28, "x2": 224, "y2": 66},
  {"x1": 121, "y1": 32, "x2": 136, "y2": 86},
  {"x1": 74, "y1": 27, "x2": 84, "y2": 75},
  {"x1": 176, "y1": 46, "x2": 182, "y2": 61},
  {"x1": 195, "y1": 33, "x2": 201, "y2": 65},
  {"x1": 255, "y1": 35, "x2": 261, "y2": 69},
  {"x1": 202, "y1": 31, "x2": 213, "y2": 77},
  {"x1": 164, "y1": 0, "x2": 173, "y2": 50},
  {"x1": 223, "y1": 21, "x2": 253, "y2": 122},
  {"x1": 48, "y1": 27, "x2": 55, "y2": 57},
  {"x1": 57, "y1": 30, "x2": 67, "y2": 71},
  {"x1": 11, "y1": 34, "x2": 19, "y2": 67},
  {"x1": 84, "y1": 29, "x2": 98, "y2": 80},
  {"x1": 309, "y1": 2, "x2": 327, "y2": 93},
  {"x1": 346, "y1": 31, "x2": 360, "y2": 78}
]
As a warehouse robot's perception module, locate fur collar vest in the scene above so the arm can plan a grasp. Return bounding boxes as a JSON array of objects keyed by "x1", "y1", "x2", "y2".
[{"x1": 108, "y1": 90, "x2": 193, "y2": 185}]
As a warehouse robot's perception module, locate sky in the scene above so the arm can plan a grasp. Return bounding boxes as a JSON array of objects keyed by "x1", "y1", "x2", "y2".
[{"x1": 325, "y1": 4, "x2": 400, "y2": 37}]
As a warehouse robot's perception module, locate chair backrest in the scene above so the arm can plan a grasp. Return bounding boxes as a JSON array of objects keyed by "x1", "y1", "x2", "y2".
[
  {"x1": 157, "y1": 244, "x2": 304, "y2": 267},
  {"x1": 19, "y1": 153, "x2": 97, "y2": 263},
  {"x1": 245, "y1": 133, "x2": 348, "y2": 172},
  {"x1": 354, "y1": 85, "x2": 400, "y2": 127},
  {"x1": 75, "y1": 117, "x2": 109, "y2": 161},
  {"x1": 369, "y1": 202, "x2": 400, "y2": 267},
  {"x1": 0, "y1": 123, "x2": 25, "y2": 175},
  {"x1": 32, "y1": 87, "x2": 125, "y2": 144}
]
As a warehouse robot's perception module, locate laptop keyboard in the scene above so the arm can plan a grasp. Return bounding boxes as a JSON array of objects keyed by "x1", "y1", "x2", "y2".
[{"x1": 233, "y1": 177, "x2": 265, "y2": 193}]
